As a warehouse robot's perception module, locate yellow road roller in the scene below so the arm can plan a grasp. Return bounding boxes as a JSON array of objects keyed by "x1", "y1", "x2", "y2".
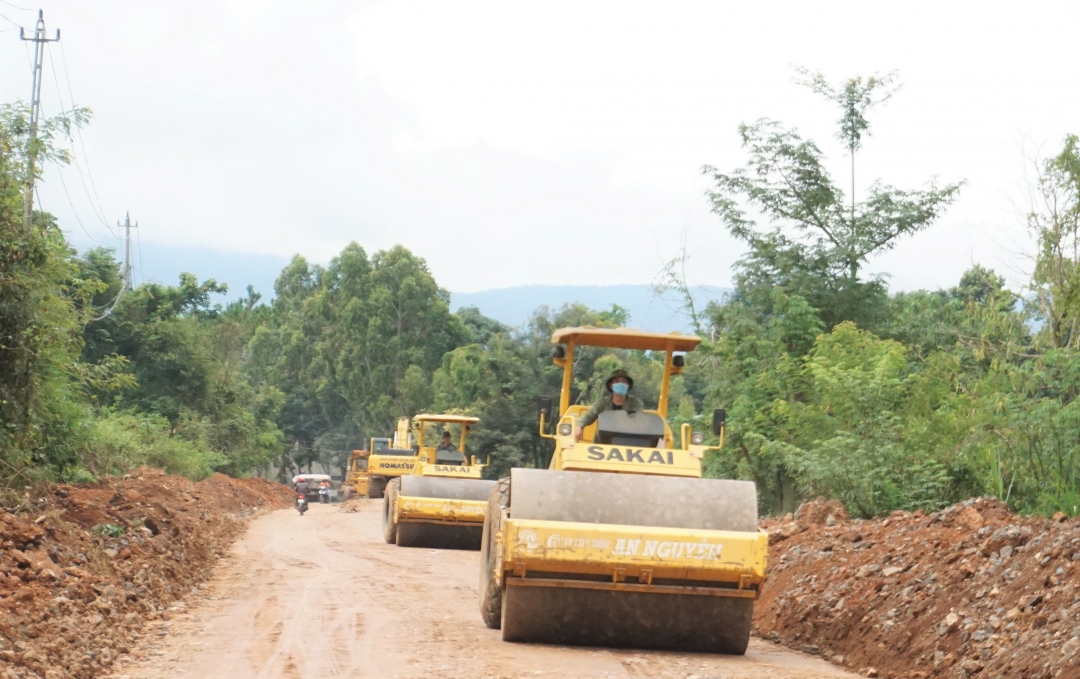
[
  {"x1": 478, "y1": 327, "x2": 767, "y2": 654},
  {"x1": 383, "y1": 414, "x2": 496, "y2": 550}
]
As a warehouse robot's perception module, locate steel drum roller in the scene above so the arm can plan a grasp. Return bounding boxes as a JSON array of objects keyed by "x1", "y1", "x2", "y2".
[
  {"x1": 499, "y1": 468, "x2": 758, "y2": 653},
  {"x1": 394, "y1": 476, "x2": 496, "y2": 550}
]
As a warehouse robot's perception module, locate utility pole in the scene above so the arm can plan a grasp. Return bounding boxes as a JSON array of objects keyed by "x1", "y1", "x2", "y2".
[
  {"x1": 19, "y1": 10, "x2": 60, "y2": 230},
  {"x1": 119, "y1": 212, "x2": 137, "y2": 291}
]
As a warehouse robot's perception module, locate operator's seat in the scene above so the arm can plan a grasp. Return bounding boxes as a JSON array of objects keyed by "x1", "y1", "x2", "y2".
[
  {"x1": 435, "y1": 449, "x2": 466, "y2": 465},
  {"x1": 595, "y1": 410, "x2": 665, "y2": 448}
]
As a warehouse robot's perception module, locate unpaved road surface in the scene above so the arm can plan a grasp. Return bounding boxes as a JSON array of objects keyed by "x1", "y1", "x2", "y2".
[{"x1": 106, "y1": 501, "x2": 855, "y2": 679}]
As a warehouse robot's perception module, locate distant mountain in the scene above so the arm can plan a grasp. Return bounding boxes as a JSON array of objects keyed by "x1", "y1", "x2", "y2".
[
  {"x1": 67, "y1": 238, "x2": 731, "y2": 331},
  {"x1": 451, "y1": 284, "x2": 731, "y2": 333}
]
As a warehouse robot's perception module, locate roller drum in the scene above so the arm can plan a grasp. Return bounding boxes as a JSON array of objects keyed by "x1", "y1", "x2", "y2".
[
  {"x1": 399, "y1": 475, "x2": 495, "y2": 502},
  {"x1": 508, "y1": 468, "x2": 758, "y2": 531},
  {"x1": 501, "y1": 585, "x2": 753, "y2": 654},
  {"x1": 395, "y1": 476, "x2": 496, "y2": 550},
  {"x1": 501, "y1": 468, "x2": 758, "y2": 654}
]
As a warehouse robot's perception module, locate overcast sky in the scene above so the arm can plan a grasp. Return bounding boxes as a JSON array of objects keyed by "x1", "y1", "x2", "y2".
[{"x1": 0, "y1": 0, "x2": 1077, "y2": 294}]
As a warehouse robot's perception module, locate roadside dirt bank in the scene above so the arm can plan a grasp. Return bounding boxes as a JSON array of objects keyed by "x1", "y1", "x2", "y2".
[
  {"x1": 105, "y1": 500, "x2": 854, "y2": 679},
  {"x1": 0, "y1": 468, "x2": 291, "y2": 679},
  {"x1": 757, "y1": 498, "x2": 1080, "y2": 679}
]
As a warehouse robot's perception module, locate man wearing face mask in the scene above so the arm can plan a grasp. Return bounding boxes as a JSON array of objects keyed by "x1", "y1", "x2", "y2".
[{"x1": 573, "y1": 369, "x2": 644, "y2": 441}]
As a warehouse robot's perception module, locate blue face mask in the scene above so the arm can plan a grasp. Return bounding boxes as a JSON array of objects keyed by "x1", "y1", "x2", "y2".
[{"x1": 612, "y1": 382, "x2": 630, "y2": 396}]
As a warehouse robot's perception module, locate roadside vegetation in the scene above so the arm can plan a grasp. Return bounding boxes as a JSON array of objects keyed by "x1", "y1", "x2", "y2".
[{"x1": 2, "y1": 76, "x2": 1079, "y2": 518}]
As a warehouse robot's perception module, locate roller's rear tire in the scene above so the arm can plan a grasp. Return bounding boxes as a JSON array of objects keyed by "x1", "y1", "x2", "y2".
[
  {"x1": 479, "y1": 477, "x2": 510, "y2": 629},
  {"x1": 382, "y1": 479, "x2": 400, "y2": 544}
]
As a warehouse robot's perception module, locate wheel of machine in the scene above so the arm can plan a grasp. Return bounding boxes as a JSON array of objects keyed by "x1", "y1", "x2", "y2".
[
  {"x1": 382, "y1": 479, "x2": 400, "y2": 544},
  {"x1": 341, "y1": 487, "x2": 354, "y2": 501},
  {"x1": 498, "y1": 468, "x2": 758, "y2": 654},
  {"x1": 479, "y1": 477, "x2": 509, "y2": 629},
  {"x1": 367, "y1": 476, "x2": 386, "y2": 499}
]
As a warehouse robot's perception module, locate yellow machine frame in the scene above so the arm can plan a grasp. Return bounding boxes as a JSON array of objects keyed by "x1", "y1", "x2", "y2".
[
  {"x1": 495, "y1": 327, "x2": 767, "y2": 600},
  {"x1": 341, "y1": 449, "x2": 370, "y2": 498},
  {"x1": 343, "y1": 426, "x2": 417, "y2": 499}
]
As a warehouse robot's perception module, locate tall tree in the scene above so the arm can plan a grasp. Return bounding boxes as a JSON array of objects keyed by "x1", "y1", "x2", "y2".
[
  {"x1": 1028, "y1": 134, "x2": 1080, "y2": 349},
  {"x1": 703, "y1": 71, "x2": 963, "y2": 329},
  {"x1": 0, "y1": 102, "x2": 95, "y2": 473},
  {"x1": 248, "y1": 243, "x2": 468, "y2": 474}
]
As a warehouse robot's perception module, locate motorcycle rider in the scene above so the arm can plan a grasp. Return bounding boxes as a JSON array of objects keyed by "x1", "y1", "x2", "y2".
[
  {"x1": 318, "y1": 479, "x2": 331, "y2": 503},
  {"x1": 294, "y1": 476, "x2": 310, "y2": 496}
]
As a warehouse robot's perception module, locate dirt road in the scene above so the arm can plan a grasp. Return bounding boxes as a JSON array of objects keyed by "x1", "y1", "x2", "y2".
[{"x1": 106, "y1": 501, "x2": 855, "y2": 679}]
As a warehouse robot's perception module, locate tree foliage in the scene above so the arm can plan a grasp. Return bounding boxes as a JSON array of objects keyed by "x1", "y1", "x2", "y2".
[
  {"x1": 703, "y1": 72, "x2": 962, "y2": 329},
  {"x1": 246, "y1": 244, "x2": 467, "y2": 475}
]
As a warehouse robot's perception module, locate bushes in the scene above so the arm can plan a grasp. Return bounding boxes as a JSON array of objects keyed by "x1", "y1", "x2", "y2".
[{"x1": 79, "y1": 411, "x2": 224, "y2": 481}]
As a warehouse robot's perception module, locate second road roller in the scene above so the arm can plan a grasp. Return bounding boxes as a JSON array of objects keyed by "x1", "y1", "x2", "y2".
[
  {"x1": 383, "y1": 414, "x2": 496, "y2": 550},
  {"x1": 478, "y1": 326, "x2": 767, "y2": 654}
]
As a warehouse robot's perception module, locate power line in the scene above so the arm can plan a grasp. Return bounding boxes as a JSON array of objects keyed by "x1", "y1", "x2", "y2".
[
  {"x1": 90, "y1": 214, "x2": 137, "y2": 322},
  {"x1": 57, "y1": 42, "x2": 116, "y2": 237},
  {"x1": 54, "y1": 157, "x2": 98, "y2": 242},
  {"x1": 0, "y1": 0, "x2": 34, "y2": 11},
  {"x1": 39, "y1": 50, "x2": 96, "y2": 244},
  {"x1": 0, "y1": 10, "x2": 23, "y2": 29},
  {"x1": 46, "y1": 49, "x2": 114, "y2": 241}
]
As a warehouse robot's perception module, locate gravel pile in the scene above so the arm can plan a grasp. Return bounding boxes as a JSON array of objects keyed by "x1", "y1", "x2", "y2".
[{"x1": 756, "y1": 498, "x2": 1080, "y2": 679}]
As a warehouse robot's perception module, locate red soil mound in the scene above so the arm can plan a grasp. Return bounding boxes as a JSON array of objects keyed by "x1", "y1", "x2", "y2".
[
  {"x1": 757, "y1": 498, "x2": 1080, "y2": 679},
  {"x1": 0, "y1": 469, "x2": 291, "y2": 679}
]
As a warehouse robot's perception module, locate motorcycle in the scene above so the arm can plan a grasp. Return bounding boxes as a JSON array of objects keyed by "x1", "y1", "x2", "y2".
[
  {"x1": 296, "y1": 494, "x2": 308, "y2": 515},
  {"x1": 318, "y1": 486, "x2": 330, "y2": 504}
]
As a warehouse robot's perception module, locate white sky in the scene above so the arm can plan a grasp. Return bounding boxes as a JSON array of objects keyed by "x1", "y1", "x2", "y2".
[{"x1": 0, "y1": 0, "x2": 1077, "y2": 293}]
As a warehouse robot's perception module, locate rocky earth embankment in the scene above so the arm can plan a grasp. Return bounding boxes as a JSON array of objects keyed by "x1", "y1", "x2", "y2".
[
  {"x1": 756, "y1": 498, "x2": 1080, "y2": 679},
  {"x1": 0, "y1": 468, "x2": 291, "y2": 679}
]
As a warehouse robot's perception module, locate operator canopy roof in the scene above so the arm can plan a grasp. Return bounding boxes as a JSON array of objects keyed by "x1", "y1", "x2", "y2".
[
  {"x1": 291, "y1": 474, "x2": 331, "y2": 483},
  {"x1": 413, "y1": 414, "x2": 480, "y2": 425},
  {"x1": 552, "y1": 326, "x2": 701, "y2": 353}
]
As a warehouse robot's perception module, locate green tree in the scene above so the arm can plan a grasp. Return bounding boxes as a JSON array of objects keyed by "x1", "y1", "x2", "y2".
[
  {"x1": 1028, "y1": 134, "x2": 1080, "y2": 349},
  {"x1": 703, "y1": 72, "x2": 962, "y2": 329},
  {"x1": 248, "y1": 243, "x2": 468, "y2": 475},
  {"x1": 0, "y1": 102, "x2": 97, "y2": 476}
]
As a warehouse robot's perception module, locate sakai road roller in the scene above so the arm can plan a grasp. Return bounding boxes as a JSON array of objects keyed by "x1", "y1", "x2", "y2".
[
  {"x1": 478, "y1": 327, "x2": 768, "y2": 654},
  {"x1": 383, "y1": 414, "x2": 496, "y2": 550}
]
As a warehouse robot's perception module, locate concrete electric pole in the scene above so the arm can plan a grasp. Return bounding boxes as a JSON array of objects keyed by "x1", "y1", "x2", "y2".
[
  {"x1": 119, "y1": 212, "x2": 137, "y2": 291},
  {"x1": 19, "y1": 10, "x2": 60, "y2": 229}
]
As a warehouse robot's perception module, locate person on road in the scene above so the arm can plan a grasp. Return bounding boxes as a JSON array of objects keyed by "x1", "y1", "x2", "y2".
[
  {"x1": 294, "y1": 477, "x2": 310, "y2": 495},
  {"x1": 574, "y1": 369, "x2": 644, "y2": 441},
  {"x1": 436, "y1": 431, "x2": 457, "y2": 452}
]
